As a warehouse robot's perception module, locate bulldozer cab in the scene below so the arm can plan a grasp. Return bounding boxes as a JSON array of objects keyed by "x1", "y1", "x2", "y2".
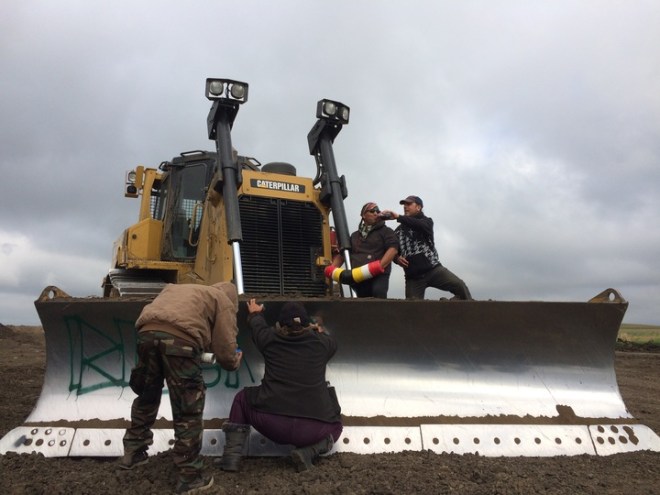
[{"x1": 157, "y1": 151, "x2": 216, "y2": 261}]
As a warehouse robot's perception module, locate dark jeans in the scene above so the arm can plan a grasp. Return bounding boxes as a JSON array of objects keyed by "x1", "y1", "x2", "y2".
[
  {"x1": 352, "y1": 272, "x2": 391, "y2": 298},
  {"x1": 123, "y1": 331, "x2": 206, "y2": 481},
  {"x1": 405, "y1": 265, "x2": 472, "y2": 300},
  {"x1": 229, "y1": 389, "x2": 343, "y2": 448}
]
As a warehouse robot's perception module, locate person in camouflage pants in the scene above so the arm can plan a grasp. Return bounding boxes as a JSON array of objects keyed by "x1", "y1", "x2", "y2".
[
  {"x1": 120, "y1": 282, "x2": 242, "y2": 495},
  {"x1": 122, "y1": 331, "x2": 207, "y2": 478}
]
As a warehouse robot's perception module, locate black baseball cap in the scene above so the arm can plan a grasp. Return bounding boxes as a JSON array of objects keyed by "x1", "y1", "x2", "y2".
[
  {"x1": 399, "y1": 195, "x2": 423, "y2": 207},
  {"x1": 278, "y1": 302, "x2": 310, "y2": 328}
]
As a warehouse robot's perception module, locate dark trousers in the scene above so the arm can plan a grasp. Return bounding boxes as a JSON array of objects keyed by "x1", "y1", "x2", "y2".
[
  {"x1": 352, "y1": 272, "x2": 391, "y2": 299},
  {"x1": 122, "y1": 331, "x2": 206, "y2": 481},
  {"x1": 405, "y1": 265, "x2": 472, "y2": 300},
  {"x1": 229, "y1": 389, "x2": 343, "y2": 448}
]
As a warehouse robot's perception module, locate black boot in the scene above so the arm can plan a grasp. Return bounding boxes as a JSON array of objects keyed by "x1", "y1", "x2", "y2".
[
  {"x1": 290, "y1": 434, "x2": 334, "y2": 472},
  {"x1": 221, "y1": 422, "x2": 250, "y2": 472}
]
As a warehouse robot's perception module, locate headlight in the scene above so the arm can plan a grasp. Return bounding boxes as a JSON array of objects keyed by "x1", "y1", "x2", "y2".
[
  {"x1": 208, "y1": 80, "x2": 224, "y2": 96},
  {"x1": 323, "y1": 101, "x2": 337, "y2": 116},
  {"x1": 205, "y1": 78, "x2": 249, "y2": 103},
  {"x1": 230, "y1": 83, "x2": 246, "y2": 99},
  {"x1": 316, "y1": 99, "x2": 350, "y2": 124}
]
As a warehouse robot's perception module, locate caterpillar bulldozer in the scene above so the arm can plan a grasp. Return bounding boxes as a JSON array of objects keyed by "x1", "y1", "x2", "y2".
[{"x1": 1, "y1": 78, "x2": 659, "y2": 459}]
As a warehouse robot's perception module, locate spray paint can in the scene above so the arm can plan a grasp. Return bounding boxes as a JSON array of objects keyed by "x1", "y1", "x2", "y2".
[{"x1": 201, "y1": 352, "x2": 216, "y2": 364}]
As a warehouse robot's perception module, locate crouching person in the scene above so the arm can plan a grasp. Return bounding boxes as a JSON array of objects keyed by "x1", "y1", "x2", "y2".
[
  {"x1": 120, "y1": 282, "x2": 242, "y2": 495},
  {"x1": 221, "y1": 299, "x2": 342, "y2": 472}
]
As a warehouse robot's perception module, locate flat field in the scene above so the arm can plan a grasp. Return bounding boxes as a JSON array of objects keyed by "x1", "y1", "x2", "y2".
[{"x1": 618, "y1": 323, "x2": 660, "y2": 345}]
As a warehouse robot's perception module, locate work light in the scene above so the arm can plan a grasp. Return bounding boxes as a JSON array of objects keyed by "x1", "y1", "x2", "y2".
[
  {"x1": 316, "y1": 99, "x2": 350, "y2": 124},
  {"x1": 125, "y1": 170, "x2": 138, "y2": 197},
  {"x1": 205, "y1": 78, "x2": 249, "y2": 103}
]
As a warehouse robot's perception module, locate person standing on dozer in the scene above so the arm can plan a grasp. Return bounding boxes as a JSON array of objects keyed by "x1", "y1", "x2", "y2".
[
  {"x1": 119, "y1": 282, "x2": 242, "y2": 495},
  {"x1": 326, "y1": 201, "x2": 399, "y2": 298},
  {"x1": 220, "y1": 299, "x2": 342, "y2": 473},
  {"x1": 381, "y1": 195, "x2": 472, "y2": 300}
]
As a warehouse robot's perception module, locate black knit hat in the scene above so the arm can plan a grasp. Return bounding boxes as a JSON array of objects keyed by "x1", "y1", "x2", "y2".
[{"x1": 278, "y1": 302, "x2": 310, "y2": 328}]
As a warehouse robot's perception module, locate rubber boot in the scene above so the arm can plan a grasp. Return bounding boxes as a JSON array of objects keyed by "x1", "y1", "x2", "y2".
[
  {"x1": 221, "y1": 422, "x2": 250, "y2": 472},
  {"x1": 290, "y1": 434, "x2": 334, "y2": 472}
]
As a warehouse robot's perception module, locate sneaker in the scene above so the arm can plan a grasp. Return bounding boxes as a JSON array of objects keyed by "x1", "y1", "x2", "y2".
[
  {"x1": 117, "y1": 450, "x2": 149, "y2": 470},
  {"x1": 175, "y1": 475, "x2": 214, "y2": 495}
]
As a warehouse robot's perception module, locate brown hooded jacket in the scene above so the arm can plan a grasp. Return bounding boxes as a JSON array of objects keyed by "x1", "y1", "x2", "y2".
[{"x1": 136, "y1": 282, "x2": 240, "y2": 371}]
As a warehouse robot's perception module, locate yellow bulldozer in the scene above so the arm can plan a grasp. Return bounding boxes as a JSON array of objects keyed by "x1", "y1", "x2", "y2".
[
  {"x1": 1, "y1": 78, "x2": 658, "y2": 459},
  {"x1": 102, "y1": 149, "x2": 335, "y2": 299}
]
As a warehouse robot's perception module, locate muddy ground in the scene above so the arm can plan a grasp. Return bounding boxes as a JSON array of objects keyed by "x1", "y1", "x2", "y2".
[{"x1": 0, "y1": 324, "x2": 658, "y2": 494}]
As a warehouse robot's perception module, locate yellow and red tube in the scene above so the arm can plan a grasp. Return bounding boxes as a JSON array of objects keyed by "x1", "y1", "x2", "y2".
[{"x1": 324, "y1": 260, "x2": 384, "y2": 285}]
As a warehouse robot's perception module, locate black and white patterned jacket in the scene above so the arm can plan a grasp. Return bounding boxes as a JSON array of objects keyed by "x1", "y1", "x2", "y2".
[{"x1": 394, "y1": 212, "x2": 441, "y2": 278}]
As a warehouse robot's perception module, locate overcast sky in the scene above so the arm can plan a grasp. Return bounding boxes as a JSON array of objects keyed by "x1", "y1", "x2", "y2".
[{"x1": 1, "y1": 1, "x2": 659, "y2": 325}]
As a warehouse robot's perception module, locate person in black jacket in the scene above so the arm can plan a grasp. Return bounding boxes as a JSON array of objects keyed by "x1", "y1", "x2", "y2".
[
  {"x1": 327, "y1": 201, "x2": 399, "y2": 298},
  {"x1": 381, "y1": 195, "x2": 472, "y2": 300},
  {"x1": 220, "y1": 300, "x2": 343, "y2": 473}
]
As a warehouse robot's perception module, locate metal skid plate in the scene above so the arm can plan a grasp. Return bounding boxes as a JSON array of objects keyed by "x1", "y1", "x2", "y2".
[
  {"x1": 69, "y1": 428, "x2": 176, "y2": 457},
  {"x1": 421, "y1": 424, "x2": 595, "y2": 456},
  {"x1": 2, "y1": 424, "x2": 659, "y2": 458},
  {"x1": 334, "y1": 427, "x2": 423, "y2": 454},
  {"x1": 421, "y1": 423, "x2": 660, "y2": 456},
  {"x1": 590, "y1": 424, "x2": 660, "y2": 455},
  {"x1": 0, "y1": 427, "x2": 75, "y2": 457},
  {"x1": 246, "y1": 430, "x2": 292, "y2": 456}
]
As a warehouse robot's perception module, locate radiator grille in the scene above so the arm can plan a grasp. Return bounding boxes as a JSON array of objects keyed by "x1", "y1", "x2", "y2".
[{"x1": 239, "y1": 196, "x2": 326, "y2": 296}]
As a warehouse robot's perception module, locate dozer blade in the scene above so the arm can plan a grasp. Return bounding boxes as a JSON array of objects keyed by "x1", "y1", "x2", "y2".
[{"x1": 1, "y1": 287, "x2": 659, "y2": 458}]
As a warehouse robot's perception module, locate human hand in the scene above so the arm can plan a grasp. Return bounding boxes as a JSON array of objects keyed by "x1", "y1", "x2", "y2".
[
  {"x1": 247, "y1": 298, "x2": 264, "y2": 314},
  {"x1": 396, "y1": 256, "x2": 409, "y2": 268},
  {"x1": 234, "y1": 349, "x2": 243, "y2": 369},
  {"x1": 311, "y1": 316, "x2": 325, "y2": 333}
]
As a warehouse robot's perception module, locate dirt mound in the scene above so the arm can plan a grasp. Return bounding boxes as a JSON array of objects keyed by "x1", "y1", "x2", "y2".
[
  {"x1": 617, "y1": 338, "x2": 660, "y2": 353},
  {"x1": 0, "y1": 323, "x2": 15, "y2": 338}
]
